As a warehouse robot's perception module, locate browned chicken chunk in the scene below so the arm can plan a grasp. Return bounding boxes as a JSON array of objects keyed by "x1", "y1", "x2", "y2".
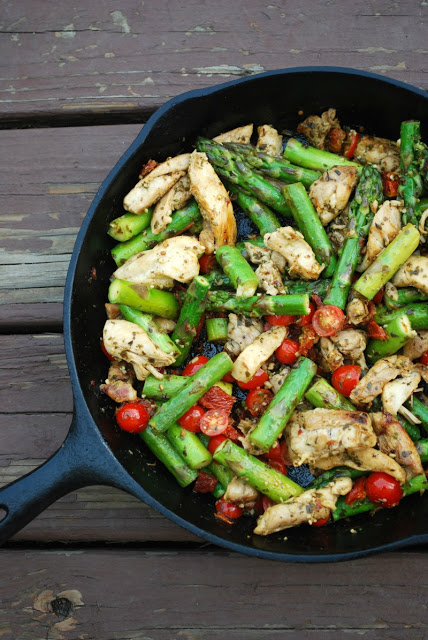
[
  {"x1": 100, "y1": 361, "x2": 137, "y2": 403},
  {"x1": 354, "y1": 136, "x2": 400, "y2": 173},
  {"x1": 372, "y1": 413, "x2": 424, "y2": 480},
  {"x1": 297, "y1": 108, "x2": 340, "y2": 149},
  {"x1": 309, "y1": 166, "x2": 359, "y2": 225}
]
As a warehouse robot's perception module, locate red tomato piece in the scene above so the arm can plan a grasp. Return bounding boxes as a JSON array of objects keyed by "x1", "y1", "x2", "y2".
[
  {"x1": 200, "y1": 409, "x2": 229, "y2": 436},
  {"x1": 331, "y1": 365, "x2": 362, "y2": 397},
  {"x1": 365, "y1": 472, "x2": 403, "y2": 508},
  {"x1": 343, "y1": 131, "x2": 360, "y2": 159},
  {"x1": 100, "y1": 338, "x2": 115, "y2": 361},
  {"x1": 327, "y1": 127, "x2": 346, "y2": 154},
  {"x1": 276, "y1": 338, "x2": 300, "y2": 365},
  {"x1": 267, "y1": 459, "x2": 287, "y2": 475},
  {"x1": 182, "y1": 355, "x2": 210, "y2": 376},
  {"x1": 116, "y1": 402, "x2": 150, "y2": 433},
  {"x1": 194, "y1": 471, "x2": 218, "y2": 494},
  {"x1": 222, "y1": 372, "x2": 235, "y2": 383},
  {"x1": 366, "y1": 318, "x2": 388, "y2": 341},
  {"x1": 262, "y1": 496, "x2": 277, "y2": 512},
  {"x1": 207, "y1": 434, "x2": 227, "y2": 454},
  {"x1": 312, "y1": 305, "x2": 345, "y2": 337},
  {"x1": 177, "y1": 404, "x2": 205, "y2": 433},
  {"x1": 382, "y1": 171, "x2": 400, "y2": 197},
  {"x1": 199, "y1": 254, "x2": 218, "y2": 274},
  {"x1": 246, "y1": 388, "x2": 274, "y2": 417},
  {"x1": 223, "y1": 424, "x2": 241, "y2": 442},
  {"x1": 419, "y1": 351, "x2": 428, "y2": 366},
  {"x1": 345, "y1": 476, "x2": 367, "y2": 505},
  {"x1": 237, "y1": 368, "x2": 269, "y2": 390},
  {"x1": 296, "y1": 302, "x2": 316, "y2": 327},
  {"x1": 215, "y1": 497, "x2": 243, "y2": 519},
  {"x1": 372, "y1": 287, "x2": 384, "y2": 305},
  {"x1": 309, "y1": 514, "x2": 330, "y2": 527},
  {"x1": 265, "y1": 440, "x2": 291, "y2": 466},
  {"x1": 199, "y1": 386, "x2": 236, "y2": 414},
  {"x1": 266, "y1": 314, "x2": 296, "y2": 326},
  {"x1": 298, "y1": 325, "x2": 318, "y2": 356}
]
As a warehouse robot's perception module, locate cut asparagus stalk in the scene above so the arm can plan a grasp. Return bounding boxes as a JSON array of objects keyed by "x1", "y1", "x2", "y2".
[
  {"x1": 140, "y1": 426, "x2": 198, "y2": 487},
  {"x1": 384, "y1": 286, "x2": 428, "y2": 310},
  {"x1": 143, "y1": 374, "x2": 187, "y2": 400},
  {"x1": 375, "y1": 303, "x2": 428, "y2": 331},
  {"x1": 111, "y1": 200, "x2": 202, "y2": 266},
  {"x1": 399, "y1": 121, "x2": 423, "y2": 226},
  {"x1": 216, "y1": 245, "x2": 259, "y2": 298},
  {"x1": 353, "y1": 224, "x2": 420, "y2": 300},
  {"x1": 225, "y1": 181, "x2": 281, "y2": 235},
  {"x1": 205, "y1": 317, "x2": 228, "y2": 342},
  {"x1": 119, "y1": 305, "x2": 180, "y2": 355},
  {"x1": 108, "y1": 208, "x2": 152, "y2": 242},
  {"x1": 310, "y1": 468, "x2": 366, "y2": 489},
  {"x1": 206, "y1": 290, "x2": 310, "y2": 317},
  {"x1": 282, "y1": 182, "x2": 337, "y2": 278},
  {"x1": 416, "y1": 438, "x2": 428, "y2": 462},
  {"x1": 405, "y1": 397, "x2": 428, "y2": 432},
  {"x1": 249, "y1": 357, "x2": 317, "y2": 451},
  {"x1": 282, "y1": 278, "x2": 330, "y2": 297},
  {"x1": 366, "y1": 312, "x2": 416, "y2": 363},
  {"x1": 305, "y1": 378, "x2": 355, "y2": 410},
  {"x1": 204, "y1": 270, "x2": 232, "y2": 289},
  {"x1": 109, "y1": 279, "x2": 180, "y2": 319},
  {"x1": 213, "y1": 439, "x2": 304, "y2": 503},
  {"x1": 283, "y1": 137, "x2": 361, "y2": 172},
  {"x1": 205, "y1": 460, "x2": 235, "y2": 489},
  {"x1": 166, "y1": 423, "x2": 212, "y2": 469},
  {"x1": 171, "y1": 276, "x2": 210, "y2": 366},
  {"x1": 149, "y1": 352, "x2": 233, "y2": 432}
]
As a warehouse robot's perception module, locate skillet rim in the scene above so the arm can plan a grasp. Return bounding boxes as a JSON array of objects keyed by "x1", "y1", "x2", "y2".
[{"x1": 63, "y1": 66, "x2": 428, "y2": 562}]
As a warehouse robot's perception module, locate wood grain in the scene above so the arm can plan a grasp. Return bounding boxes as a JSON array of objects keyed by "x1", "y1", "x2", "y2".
[
  {"x1": 0, "y1": 549, "x2": 427, "y2": 639},
  {"x1": 0, "y1": 0, "x2": 426, "y2": 126}
]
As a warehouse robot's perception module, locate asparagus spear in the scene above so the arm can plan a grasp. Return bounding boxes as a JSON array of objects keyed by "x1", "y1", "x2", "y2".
[
  {"x1": 282, "y1": 278, "x2": 330, "y2": 297},
  {"x1": 305, "y1": 378, "x2": 355, "y2": 410},
  {"x1": 310, "y1": 467, "x2": 366, "y2": 489},
  {"x1": 216, "y1": 245, "x2": 259, "y2": 298},
  {"x1": 171, "y1": 276, "x2": 210, "y2": 366},
  {"x1": 399, "y1": 121, "x2": 423, "y2": 226},
  {"x1": 416, "y1": 438, "x2": 428, "y2": 462},
  {"x1": 140, "y1": 426, "x2": 198, "y2": 487},
  {"x1": 149, "y1": 352, "x2": 233, "y2": 432},
  {"x1": 405, "y1": 397, "x2": 428, "y2": 432},
  {"x1": 109, "y1": 279, "x2": 180, "y2": 319},
  {"x1": 213, "y1": 439, "x2": 304, "y2": 503},
  {"x1": 204, "y1": 270, "x2": 232, "y2": 289},
  {"x1": 111, "y1": 200, "x2": 202, "y2": 266},
  {"x1": 366, "y1": 311, "x2": 416, "y2": 363},
  {"x1": 119, "y1": 305, "x2": 180, "y2": 355},
  {"x1": 206, "y1": 290, "x2": 310, "y2": 317},
  {"x1": 225, "y1": 142, "x2": 321, "y2": 188},
  {"x1": 166, "y1": 423, "x2": 212, "y2": 469},
  {"x1": 225, "y1": 181, "x2": 281, "y2": 235},
  {"x1": 375, "y1": 303, "x2": 428, "y2": 331},
  {"x1": 143, "y1": 374, "x2": 186, "y2": 400},
  {"x1": 353, "y1": 224, "x2": 420, "y2": 300},
  {"x1": 283, "y1": 137, "x2": 361, "y2": 172},
  {"x1": 205, "y1": 317, "x2": 228, "y2": 342},
  {"x1": 384, "y1": 285, "x2": 428, "y2": 310},
  {"x1": 324, "y1": 165, "x2": 384, "y2": 309},
  {"x1": 108, "y1": 208, "x2": 152, "y2": 242},
  {"x1": 332, "y1": 474, "x2": 428, "y2": 521},
  {"x1": 249, "y1": 357, "x2": 317, "y2": 451},
  {"x1": 282, "y1": 182, "x2": 337, "y2": 278},
  {"x1": 195, "y1": 137, "x2": 292, "y2": 217}
]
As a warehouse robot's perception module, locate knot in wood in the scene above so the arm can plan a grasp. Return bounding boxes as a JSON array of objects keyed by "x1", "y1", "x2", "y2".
[{"x1": 51, "y1": 596, "x2": 74, "y2": 618}]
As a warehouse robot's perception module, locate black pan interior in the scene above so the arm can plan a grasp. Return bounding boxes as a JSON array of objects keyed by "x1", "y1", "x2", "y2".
[{"x1": 68, "y1": 68, "x2": 428, "y2": 560}]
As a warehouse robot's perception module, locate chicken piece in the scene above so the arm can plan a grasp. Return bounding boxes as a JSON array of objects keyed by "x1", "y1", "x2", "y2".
[
  {"x1": 150, "y1": 175, "x2": 191, "y2": 234},
  {"x1": 105, "y1": 303, "x2": 122, "y2": 319},
  {"x1": 199, "y1": 221, "x2": 216, "y2": 255},
  {"x1": 264, "y1": 226, "x2": 323, "y2": 280},
  {"x1": 264, "y1": 366, "x2": 291, "y2": 394},
  {"x1": 330, "y1": 329, "x2": 367, "y2": 362},
  {"x1": 188, "y1": 150, "x2": 237, "y2": 249},
  {"x1": 213, "y1": 124, "x2": 253, "y2": 144},
  {"x1": 403, "y1": 330, "x2": 428, "y2": 360},
  {"x1": 319, "y1": 338, "x2": 344, "y2": 373},
  {"x1": 232, "y1": 326, "x2": 288, "y2": 382},
  {"x1": 312, "y1": 447, "x2": 406, "y2": 484},
  {"x1": 103, "y1": 319, "x2": 175, "y2": 381},
  {"x1": 297, "y1": 108, "x2": 340, "y2": 150},
  {"x1": 100, "y1": 360, "x2": 137, "y2": 403},
  {"x1": 309, "y1": 166, "x2": 359, "y2": 225},
  {"x1": 346, "y1": 296, "x2": 371, "y2": 326},
  {"x1": 254, "y1": 477, "x2": 352, "y2": 535},
  {"x1": 358, "y1": 200, "x2": 402, "y2": 272},
  {"x1": 224, "y1": 314, "x2": 264, "y2": 357},
  {"x1": 327, "y1": 209, "x2": 351, "y2": 254},
  {"x1": 124, "y1": 172, "x2": 185, "y2": 215},
  {"x1": 254, "y1": 262, "x2": 286, "y2": 295},
  {"x1": 349, "y1": 355, "x2": 413, "y2": 407},
  {"x1": 237, "y1": 418, "x2": 266, "y2": 455},
  {"x1": 354, "y1": 136, "x2": 400, "y2": 173},
  {"x1": 381, "y1": 370, "x2": 421, "y2": 416},
  {"x1": 244, "y1": 242, "x2": 286, "y2": 272},
  {"x1": 392, "y1": 255, "x2": 428, "y2": 295},
  {"x1": 286, "y1": 409, "x2": 377, "y2": 466},
  {"x1": 256, "y1": 124, "x2": 283, "y2": 156},
  {"x1": 113, "y1": 236, "x2": 205, "y2": 289},
  {"x1": 224, "y1": 477, "x2": 259, "y2": 506},
  {"x1": 372, "y1": 413, "x2": 424, "y2": 480}
]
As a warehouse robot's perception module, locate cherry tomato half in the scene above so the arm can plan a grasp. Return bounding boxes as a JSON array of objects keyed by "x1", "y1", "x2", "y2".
[
  {"x1": 275, "y1": 339, "x2": 300, "y2": 365},
  {"x1": 331, "y1": 365, "x2": 362, "y2": 397},
  {"x1": 382, "y1": 171, "x2": 400, "y2": 198},
  {"x1": 267, "y1": 459, "x2": 287, "y2": 475},
  {"x1": 266, "y1": 314, "x2": 296, "y2": 326},
  {"x1": 215, "y1": 497, "x2": 243, "y2": 520},
  {"x1": 237, "y1": 368, "x2": 269, "y2": 390},
  {"x1": 177, "y1": 404, "x2": 205, "y2": 433},
  {"x1": 116, "y1": 402, "x2": 150, "y2": 433},
  {"x1": 262, "y1": 496, "x2": 277, "y2": 512},
  {"x1": 420, "y1": 351, "x2": 428, "y2": 366},
  {"x1": 222, "y1": 372, "x2": 235, "y2": 383},
  {"x1": 246, "y1": 388, "x2": 273, "y2": 417},
  {"x1": 343, "y1": 131, "x2": 360, "y2": 159},
  {"x1": 309, "y1": 514, "x2": 330, "y2": 527},
  {"x1": 365, "y1": 472, "x2": 403, "y2": 508},
  {"x1": 372, "y1": 287, "x2": 384, "y2": 305},
  {"x1": 312, "y1": 305, "x2": 345, "y2": 337},
  {"x1": 345, "y1": 476, "x2": 367, "y2": 506},
  {"x1": 296, "y1": 302, "x2": 316, "y2": 327},
  {"x1": 265, "y1": 440, "x2": 291, "y2": 466},
  {"x1": 182, "y1": 355, "x2": 209, "y2": 377},
  {"x1": 200, "y1": 409, "x2": 229, "y2": 436},
  {"x1": 207, "y1": 434, "x2": 227, "y2": 454},
  {"x1": 199, "y1": 253, "x2": 217, "y2": 274},
  {"x1": 100, "y1": 338, "x2": 115, "y2": 361}
]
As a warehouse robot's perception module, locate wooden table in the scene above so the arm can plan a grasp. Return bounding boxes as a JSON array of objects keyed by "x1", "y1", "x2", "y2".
[{"x1": 0, "y1": 2, "x2": 427, "y2": 637}]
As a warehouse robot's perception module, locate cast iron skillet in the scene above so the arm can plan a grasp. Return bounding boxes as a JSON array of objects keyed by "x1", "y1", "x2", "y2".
[{"x1": 0, "y1": 67, "x2": 427, "y2": 561}]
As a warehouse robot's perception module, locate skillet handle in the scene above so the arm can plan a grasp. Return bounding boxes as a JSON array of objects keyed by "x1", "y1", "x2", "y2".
[{"x1": 0, "y1": 409, "x2": 133, "y2": 545}]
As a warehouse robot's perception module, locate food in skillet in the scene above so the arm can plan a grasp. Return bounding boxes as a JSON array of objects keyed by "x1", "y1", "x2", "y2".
[{"x1": 100, "y1": 110, "x2": 428, "y2": 535}]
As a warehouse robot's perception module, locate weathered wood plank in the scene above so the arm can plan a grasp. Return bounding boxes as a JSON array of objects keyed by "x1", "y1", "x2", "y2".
[
  {"x1": 0, "y1": 549, "x2": 427, "y2": 639},
  {"x1": 0, "y1": 0, "x2": 426, "y2": 125}
]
